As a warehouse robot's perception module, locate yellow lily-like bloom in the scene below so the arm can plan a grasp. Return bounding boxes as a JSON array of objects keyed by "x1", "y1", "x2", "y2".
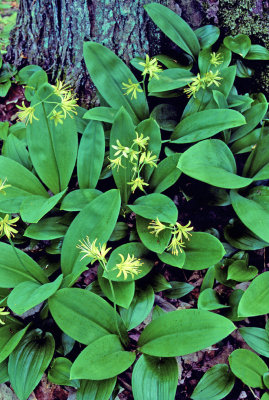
[
  {"x1": 127, "y1": 177, "x2": 149, "y2": 193},
  {"x1": 52, "y1": 79, "x2": 71, "y2": 97},
  {"x1": 108, "y1": 156, "x2": 124, "y2": 171},
  {"x1": 174, "y1": 221, "x2": 193, "y2": 242},
  {"x1": 112, "y1": 140, "x2": 130, "y2": 158},
  {"x1": 166, "y1": 235, "x2": 186, "y2": 256},
  {"x1": 0, "y1": 178, "x2": 11, "y2": 195},
  {"x1": 204, "y1": 70, "x2": 223, "y2": 87},
  {"x1": 16, "y1": 101, "x2": 38, "y2": 125},
  {"x1": 139, "y1": 54, "x2": 162, "y2": 80},
  {"x1": 113, "y1": 253, "x2": 143, "y2": 280},
  {"x1": 49, "y1": 109, "x2": 65, "y2": 126},
  {"x1": 139, "y1": 151, "x2": 158, "y2": 168},
  {"x1": 210, "y1": 52, "x2": 223, "y2": 66},
  {"x1": 0, "y1": 214, "x2": 20, "y2": 239},
  {"x1": 133, "y1": 132, "x2": 149, "y2": 150},
  {"x1": 148, "y1": 217, "x2": 166, "y2": 237},
  {"x1": 76, "y1": 237, "x2": 111, "y2": 264},
  {"x1": 60, "y1": 92, "x2": 78, "y2": 118},
  {"x1": 183, "y1": 84, "x2": 200, "y2": 98},
  {"x1": 122, "y1": 79, "x2": 143, "y2": 100},
  {"x1": 0, "y1": 307, "x2": 10, "y2": 325}
]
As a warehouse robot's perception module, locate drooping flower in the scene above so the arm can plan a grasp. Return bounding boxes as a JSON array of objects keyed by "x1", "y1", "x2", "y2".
[
  {"x1": 49, "y1": 109, "x2": 65, "y2": 126},
  {"x1": 139, "y1": 151, "x2": 158, "y2": 168},
  {"x1": 166, "y1": 235, "x2": 186, "y2": 256},
  {"x1": 183, "y1": 83, "x2": 200, "y2": 98},
  {"x1": 16, "y1": 101, "x2": 38, "y2": 125},
  {"x1": 76, "y1": 237, "x2": 111, "y2": 264},
  {"x1": 133, "y1": 132, "x2": 149, "y2": 150},
  {"x1": 204, "y1": 70, "x2": 223, "y2": 87},
  {"x1": 112, "y1": 140, "x2": 130, "y2": 158},
  {"x1": 122, "y1": 79, "x2": 143, "y2": 100},
  {"x1": 0, "y1": 214, "x2": 20, "y2": 239},
  {"x1": 107, "y1": 156, "x2": 125, "y2": 171},
  {"x1": 52, "y1": 79, "x2": 71, "y2": 97},
  {"x1": 174, "y1": 221, "x2": 193, "y2": 242},
  {"x1": 210, "y1": 52, "x2": 223, "y2": 66},
  {"x1": 127, "y1": 177, "x2": 149, "y2": 193},
  {"x1": 139, "y1": 54, "x2": 162, "y2": 80},
  {"x1": 0, "y1": 178, "x2": 11, "y2": 195},
  {"x1": 0, "y1": 307, "x2": 10, "y2": 325},
  {"x1": 148, "y1": 217, "x2": 166, "y2": 237},
  {"x1": 60, "y1": 92, "x2": 78, "y2": 118},
  {"x1": 113, "y1": 253, "x2": 143, "y2": 280}
]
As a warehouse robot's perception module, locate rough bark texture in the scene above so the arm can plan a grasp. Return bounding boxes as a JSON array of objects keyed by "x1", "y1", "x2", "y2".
[{"x1": 6, "y1": 0, "x2": 268, "y2": 104}]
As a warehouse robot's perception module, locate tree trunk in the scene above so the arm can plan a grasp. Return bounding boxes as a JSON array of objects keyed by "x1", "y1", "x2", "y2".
[{"x1": 6, "y1": 0, "x2": 206, "y2": 105}]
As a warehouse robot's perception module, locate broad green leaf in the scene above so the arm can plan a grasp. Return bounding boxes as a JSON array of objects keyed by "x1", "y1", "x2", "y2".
[
  {"x1": 261, "y1": 393, "x2": 269, "y2": 400},
  {"x1": 245, "y1": 44, "x2": 269, "y2": 60},
  {"x1": 158, "y1": 250, "x2": 186, "y2": 269},
  {"x1": 195, "y1": 26, "x2": 220, "y2": 49},
  {"x1": 110, "y1": 108, "x2": 136, "y2": 204},
  {"x1": 227, "y1": 260, "x2": 257, "y2": 282},
  {"x1": 148, "y1": 68, "x2": 193, "y2": 92},
  {"x1": 171, "y1": 109, "x2": 245, "y2": 143},
  {"x1": 239, "y1": 327, "x2": 269, "y2": 357},
  {"x1": 83, "y1": 107, "x2": 117, "y2": 124},
  {"x1": 0, "y1": 156, "x2": 48, "y2": 213},
  {"x1": 7, "y1": 275, "x2": 63, "y2": 315},
  {"x1": 191, "y1": 364, "x2": 235, "y2": 400},
  {"x1": 229, "y1": 349, "x2": 267, "y2": 388},
  {"x1": 150, "y1": 103, "x2": 179, "y2": 131},
  {"x1": 24, "y1": 215, "x2": 69, "y2": 240},
  {"x1": 236, "y1": 60, "x2": 254, "y2": 78},
  {"x1": 201, "y1": 266, "x2": 215, "y2": 292},
  {"x1": 149, "y1": 154, "x2": 181, "y2": 193},
  {"x1": 128, "y1": 193, "x2": 178, "y2": 224},
  {"x1": 230, "y1": 127, "x2": 261, "y2": 154},
  {"x1": 77, "y1": 378, "x2": 116, "y2": 400},
  {"x1": 238, "y1": 272, "x2": 269, "y2": 317},
  {"x1": 138, "y1": 309, "x2": 235, "y2": 357},
  {"x1": 78, "y1": 121, "x2": 105, "y2": 189},
  {"x1": 120, "y1": 285, "x2": 155, "y2": 330},
  {"x1": 109, "y1": 221, "x2": 128, "y2": 241},
  {"x1": 197, "y1": 288, "x2": 229, "y2": 311},
  {"x1": 83, "y1": 42, "x2": 148, "y2": 123},
  {"x1": 0, "y1": 242, "x2": 48, "y2": 287},
  {"x1": 136, "y1": 215, "x2": 172, "y2": 253},
  {"x1": 178, "y1": 139, "x2": 252, "y2": 188},
  {"x1": 0, "y1": 322, "x2": 29, "y2": 364},
  {"x1": 230, "y1": 189, "x2": 269, "y2": 243},
  {"x1": 71, "y1": 335, "x2": 135, "y2": 380},
  {"x1": 104, "y1": 242, "x2": 154, "y2": 282},
  {"x1": 61, "y1": 189, "x2": 121, "y2": 276},
  {"x1": 224, "y1": 34, "x2": 251, "y2": 57},
  {"x1": 20, "y1": 189, "x2": 66, "y2": 223},
  {"x1": 144, "y1": 3, "x2": 200, "y2": 58},
  {"x1": 48, "y1": 357, "x2": 79, "y2": 388},
  {"x1": 150, "y1": 273, "x2": 172, "y2": 292},
  {"x1": 132, "y1": 355, "x2": 178, "y2": 400},
  {"x1": 183, "y1": 232, "x2": 225, "y2": 270},
  {"x1": 60, "y1": 188, "x2": 101, "y2": 211},
  {"x1": 163, "y1": 281, "x2": 194, "y2": 299},
  {"x1": 27, "y1": 84, "x2": 78, "y2": 193},
  {"x1": 2, "y1": 134, "x2": 31, "y2": 169},
  {"x1": 243, "y1": 127, "x2": 269, "y2": 180},
  {"x1": 8, "y1": 329, "x2": 55, "y2": 400},
  {"x1": 223, "y1": 289, "x2": 244, "y2": 322},
  {"x1": 0, "y1": 360, "x2": 9, "y2": 383},
  {"x1": 48, "y1": 288, "x2": 127, "y2": 345}
]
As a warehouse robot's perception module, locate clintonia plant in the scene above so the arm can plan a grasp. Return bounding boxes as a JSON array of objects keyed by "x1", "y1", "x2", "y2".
[{"x1": 0, "y1": 3, "x2": 268, "y2": 399}]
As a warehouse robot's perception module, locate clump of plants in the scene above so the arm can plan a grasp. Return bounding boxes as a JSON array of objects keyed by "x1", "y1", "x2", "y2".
[{"x1": 0, "y1": 3, "x2": 269, "y2": 399}]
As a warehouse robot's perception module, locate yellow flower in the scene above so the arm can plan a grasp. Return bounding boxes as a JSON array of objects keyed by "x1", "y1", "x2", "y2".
[
  {"x1": 112, "y1": 140, "x2": 130, "y2": 158},
  {"x1": 204, "y1": 70, "x2": 223, "y2": 87},
  {"x1": 133, "y1": 132, "x2": 149, "y2": 150},
  {"x1": 60, "y1": 92, "x2": 78, "y2": 118},
  {"x1": 0, "y1": 178, "x2": 11, "y2": 195},
  {"x1": 16, "y1": 101, "x2": 38, "y2": 125},
  {"x1": 148, "y1": 217, "x2": 166, "y2": 237},
  {"x1": 113, "y1": 253, "x2": 143, "y2": 280},
  {"x1": 52, "y1": 79, "x2": 71, "y2": 97},
  {"x1": 174, "y1": 221, "x2": 193, "y2": 242},
  {"x1": 108, "y1": 156, "x2": 125, "y2": 171},
  {"x1": 166, "y1": 235, "x2": 186, "y2": 256},
  {"x1": 0, "y1": 307, "x2": 10, "y2": 325},
  {"x1": 76, "y1": 237, "x2": 111, "y2": 264},
  {"x1": 190, "y1": 73, "x2": 207, "y2": 90},
  {"x1": 0, "y1": 214, "x2": 20, "y2": 239},
  {"x1": 183, "y1": 84, "x2": 200, "y2": 98},
  {"x1": 210, "y1": 52, "x2": 223, "y2": 66},
  {"x1": 127, "y1": 177, "x2": 149, "y2": 193},
  {"x1": 139, "y1": 151, "x2": 158, "y2": 168},
  {"x1": 49, "y1": 109, "x2": 65, "y2": 126},
  {"x1": 122, "y1": 79, "x2": 143, "y2": 100},
  {"x1": 139, "y1": 54, "x2": 162, "y2": 80}
]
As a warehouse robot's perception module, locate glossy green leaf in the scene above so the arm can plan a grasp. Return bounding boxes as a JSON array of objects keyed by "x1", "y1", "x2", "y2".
[
  {"x1": 0, "y1": 360, "x2": 9, "y2": 384},
  {"x1": 27, "y1": 84, "x2": 78, "y2": 193},
  {"x1": 245, "y1": 44, "x2": 269, "y2": 60},
  {"x1": 171, "y1": 109, "x2": 245, "y2": 143},
  {"x1": 137, "y1": 215, "x2": 172, "y2": 253},
  {"x1": 83, "y1": 42, "x2": 148, "y2": 123},
  {"x1": 0, "y1": 322, "x2": 29, "y2": 364},
  {"x1": 132, "y1": 355, "x2": 178, "y2": 400},
  {"x1": 8, "y1": 329, "x2": 55, "y2": 400},
  {"x1": 76, "y1": 378, "x2": 116, "y2": 400},
  {"x1": 201, "y1": 266, "x2": 215, "y2": 292},
  {"x1": 71, "y1": 335, "x2": 135, "y2": 380},
  {"x1": 223, "y1": 289, "x2": 244, "y2": 322},
  {"x1": 2, "y1": 134, "x2": 31, "y2": 169},
  {"x1": 158, "y1": 250, "x2": 186, "y2": 269},
  {"x1": 0, "y1": 242, "x2": 48, "y2": 287},
  {"x1": 150, "y1": 103, "x2": 179, "y2": 131},
  {"x1": 83, "y1": 107, "x2": 117, "y2": 123},
  {"x1": 198, "y1": 288, "x2": 229, "y2": 311},
  {"x1": 243, "y1": 128, "x2": 269, "y2": 180},
  {"x1": 138, "y1": 309, "x2": 235, "y2": 357},
  {"x1": 129, "y1": 193, "x2": 178, "y2": 224},
  {"x1": 48, "y1": 357, "x2": 79, "y2": 388},
  {"x1": 7, "y1": 275, "x2": 63, "y2": 315},
  {"x1": 148, "y1": 68, "x2": 193, "y2": 92},
  {"x1": 178, "y1": 139, "x2": 252, "y2": 188},
  {"x1": 224, "y1": 34, "x2": 251, "y2": 57},
  {"x1": 48, "y1": 288, "x2": 127, "y2": 345},
  {"x1": 24, "y1": 215, "x2": 69, "y2": 240},
  {"x1": 229, "y1": 349, "x2": 267, "y2": 388},
  {"x1": 239, "y1": 327, "x2": 269, "y2": 357},
  {"x1": 195, "y1": 25, "x2": 220, "y2": 49},
  {"x1": 60, "y1": 188, "x2": 101, "y2": 211},
  {"x1": 163, "y1": 281, "x2": 194, "y2": 299},
  {"x1": 261, "y1": 392, "x2": 269, "y2": 400},
  {"x1": 191, "y1": 364, "x2": 235, "y2": 400},
  {"x1": 61, "y1": 189, "x2": 121, "y2": 276},
  {"x1": 78, "y1": 121, "x2": 105, "y2": 189},
  {"x1": 149, "y1": 153, "x2": 181, "y2": 193},
  {"x1": 144, "y1": 3, "x2": 200, "y2": 57},
  {"x1": 227, "y1": 260, "x2": 258, "y2": 282},
  {"x1": 238, "y1": 272, "x2": 269, "y2": 317}
]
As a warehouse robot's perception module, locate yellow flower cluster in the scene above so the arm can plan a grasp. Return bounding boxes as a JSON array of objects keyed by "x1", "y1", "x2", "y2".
[
  {"x1": 113, "y1": 254, "x2": 143, "y2": 280},
  {"x1": 0, "y1": 214, "x2": 20, "y2": 239}
]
